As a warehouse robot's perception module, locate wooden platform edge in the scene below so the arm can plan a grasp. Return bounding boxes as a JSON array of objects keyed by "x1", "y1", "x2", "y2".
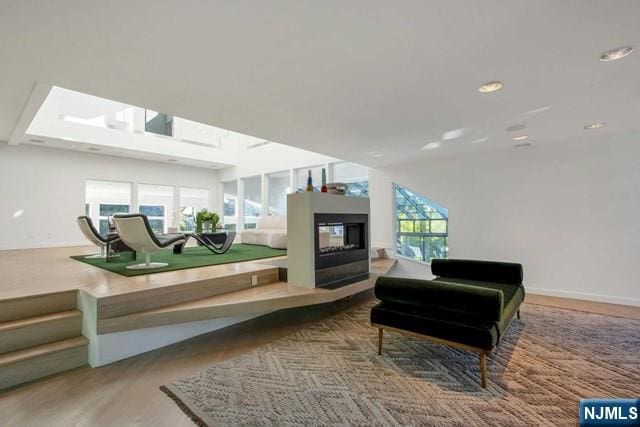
[{"x1": 97, "y1": 258, "x2": 397, "y2": 334}]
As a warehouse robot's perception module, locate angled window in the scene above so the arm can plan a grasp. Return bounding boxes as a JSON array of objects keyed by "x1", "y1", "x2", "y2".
[
  {"x1": 394, "y1": 184, "x2": 448, "y2": 262},
  {"x1": 145, "y1": 109, "x2": 173, "y2": 137},
  {"x1": 332, "y1": 162, "x2": 369, "y2": 197}
]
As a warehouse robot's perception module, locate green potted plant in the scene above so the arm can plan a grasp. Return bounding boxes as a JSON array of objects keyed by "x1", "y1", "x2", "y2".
[{"x1": 196, "y1": 209, "x2": 220, "y2": 233}]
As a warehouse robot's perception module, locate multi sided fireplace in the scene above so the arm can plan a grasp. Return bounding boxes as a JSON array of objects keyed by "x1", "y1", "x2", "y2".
[
  {"x1": 314, "y1": 213, "x2": 369, "y2": 287},
  {"x1": 287, "y1": 192, "x2": 370, "y2": 288}
]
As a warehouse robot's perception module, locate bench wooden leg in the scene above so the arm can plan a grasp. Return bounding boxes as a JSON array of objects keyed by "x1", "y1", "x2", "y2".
[
  {"x1": 378, "y1": 328, "x2": 383, "y2": 355},
  {"x1": 479, "y1": 352, "x2": 488, "y2": 388},
  {"x1": 517, "y1": 309, "x2": 521, "y2": 320}
]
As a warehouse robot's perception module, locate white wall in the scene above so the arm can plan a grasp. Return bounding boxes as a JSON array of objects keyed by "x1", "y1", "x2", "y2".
[
  {"x1": 369, "y1": 133, "x2": 640, "y2": 306},
  {"x1": 217, "y1": 143, "x2": 338, "y2": 182},
  {"x1": 0, "y1": 143, "x2": 218, "y2": 249}
]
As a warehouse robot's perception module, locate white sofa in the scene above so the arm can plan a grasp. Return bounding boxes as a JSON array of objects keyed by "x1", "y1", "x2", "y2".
[
  {"x1": 240, "y1": 215, "x2": 331, "y2": 250},
  {"x1": 241, "y1": 215, "x2": 288, "y2": 249}
]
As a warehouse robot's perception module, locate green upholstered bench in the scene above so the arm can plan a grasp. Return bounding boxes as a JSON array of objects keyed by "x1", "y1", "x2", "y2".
[{"x1": 370, "y1": 259, "x2": 525, "y2": 388}]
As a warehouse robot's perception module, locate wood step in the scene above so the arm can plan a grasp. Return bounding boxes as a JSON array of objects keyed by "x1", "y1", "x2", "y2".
[
  {"x1": 0, "y1": 290, "x2": 77, "y2": 323},
  {"x1": 0, "y1": 336, "x2": 88, "y2": 390},
  {"x1": 98, "y1": 258, "x2": 397, "y2": 334},
  {"x1": 0, "y1": 310, "x2": 82, "y2": 354},
  {"x1": 96, "y1": 264, "x2": 281, "y2": 319}
]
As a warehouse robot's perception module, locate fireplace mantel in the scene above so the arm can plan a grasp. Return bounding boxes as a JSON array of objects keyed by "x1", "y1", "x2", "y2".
[{"x1": 287, "y1": 192, "x2": 370, "y2": 288}]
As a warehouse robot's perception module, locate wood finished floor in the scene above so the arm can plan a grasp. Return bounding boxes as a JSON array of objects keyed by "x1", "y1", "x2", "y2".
[
  {"x1": 0, "y1": 245, "x2": 285, "y2": 300},
  {"x1": 1, "y1": 291, "x2": 638, "y2": 426},
  {"x1": 0, "y1": 292, "x2": 375, "y2": 427}
]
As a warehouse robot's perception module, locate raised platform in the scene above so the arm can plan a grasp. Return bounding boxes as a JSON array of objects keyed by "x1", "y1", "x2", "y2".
[
  {"x1": 0, "y1": 245, "x2": 283, "y2": 301},
  {"x1": 0, "y1": 245, "x2": 395, "y2": 381}
]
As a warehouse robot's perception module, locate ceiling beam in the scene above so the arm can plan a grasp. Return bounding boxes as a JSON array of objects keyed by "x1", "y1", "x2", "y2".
[{"x1": 8, "y1": 82, "x2": 52, "y2": 145}]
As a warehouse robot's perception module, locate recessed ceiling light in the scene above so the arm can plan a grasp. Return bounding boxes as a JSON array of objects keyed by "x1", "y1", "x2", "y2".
[
  {"x1": 168, "y1": 158, "x2": 178, "y2": 162},
  {"x1": 29, "y1": 138, "x2": 45, "y2": 144},
  {"x1": 512, "y1": 135, "x2": 528, "y2": 141},
  {"x1": 599, "y1": 46, "x2": 633, "y2": 62},
  {"x1": 421, "y1": 142, "x2": 442, "y2": 151},
  {"x1": 472, "y1": 137, "x2": 488, "y2": 144},
  {"x1": 88, "y1": 147, "x2": 101, "y2": 152},
  {"x1": 442, "y1": 128, "x2": 465, "y2": 140},
  {"x1": 505, "y1": 124, "x2": 527, "y2": 132},
  {"x1": 584, "y1": 122, "x2": 606, "y2": 130},
  {"x1": 478, "y1": 81, "x2": 503, "y2": 93}
]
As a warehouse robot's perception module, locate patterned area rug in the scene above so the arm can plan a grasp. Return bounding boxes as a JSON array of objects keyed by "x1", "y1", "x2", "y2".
[{"x1": 161, "y1": 302, "x2": 640, "y2": 426}]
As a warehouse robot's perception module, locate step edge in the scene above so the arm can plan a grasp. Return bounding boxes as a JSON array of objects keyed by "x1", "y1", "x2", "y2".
[
  {"x1": 0, "y1": 336, "x2": 88, "y2": 366},
  {"x1": 0, "y1": 310, "x2": 81, "y2": 333}
]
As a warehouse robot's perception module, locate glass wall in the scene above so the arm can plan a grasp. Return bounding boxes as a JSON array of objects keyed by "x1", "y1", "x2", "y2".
[
  {"x1": 145, "y1": 109, "x2": 173, "y2": 137},
  {"x1": 295, "y1": 166, "x2": 323, "y2": 192},
  {"x1": 267, "y1": 171, "x2": 290, "y2": 216},
  {"x1": 222, "y1": 181, "x2": 238, "y2": 231},
  {"x1": 394, "y1": 184, "x2": 448, "y2": 262},
  {"x1": 85, "y1": 180, "x2": 131, "y2": 236},
  {"x1": 138, "y1": 184, "x2": 174, "y2": 234},
  {"x1": 179, "y1": 187, "x2": 210, "y2": 232},
  {"x1": 242, "y1": 176, "x2": 262, "y2": 229},
  {"x1": 332, "y1": 161, "x2": 369, "y2": 197}
]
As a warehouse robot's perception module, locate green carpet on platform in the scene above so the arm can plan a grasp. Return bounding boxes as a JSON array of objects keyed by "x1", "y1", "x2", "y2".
[{"x1": 70, "y1": 244, "x2": 286, "y2": 277}]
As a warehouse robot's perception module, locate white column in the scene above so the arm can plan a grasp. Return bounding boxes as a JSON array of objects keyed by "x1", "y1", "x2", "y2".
[
  {"x1": 173, "y1": 186, "x2": 181, "y2": 229},
  {"x1": 326, "y1": 162, "x2": 335, "y2": 184},
  {"x1": 131, "y1": 182, "x2": 139, "y2": 213},
  {"x1": 237, "y1": 178, "x2": 245, "y2": 230},
  {"x1": 132, "y1": 107, "x2": 146, "y2": 133},
  {"x1": 289, "y1": 168, "x2": 297, "y2": 192},
  {"x1": 261, "y1": 174, "x2": 269, "y2": 216}
]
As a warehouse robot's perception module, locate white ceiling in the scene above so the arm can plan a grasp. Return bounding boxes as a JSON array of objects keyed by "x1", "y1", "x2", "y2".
[{"x1": 0, "y1": 0, "x2": 638, "y2": 167}]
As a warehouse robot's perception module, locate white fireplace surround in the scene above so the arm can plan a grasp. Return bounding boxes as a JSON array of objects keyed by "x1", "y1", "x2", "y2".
[{"x1": 286, "y1": 192, "x2": 371, "y2": 288}]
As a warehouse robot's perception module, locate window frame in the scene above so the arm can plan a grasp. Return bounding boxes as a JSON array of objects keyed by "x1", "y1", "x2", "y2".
[{"x1": 393, "y1": 183, "x2": 449, "y2": 264}]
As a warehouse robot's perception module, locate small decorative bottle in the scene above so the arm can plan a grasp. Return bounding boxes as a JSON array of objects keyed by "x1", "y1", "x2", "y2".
[
  {"x1": 321, "y1": 168, "x2": 328, "y2": 193},
  {"x1": 306, "y1": 170, "x2": 313, "y2": 192}
]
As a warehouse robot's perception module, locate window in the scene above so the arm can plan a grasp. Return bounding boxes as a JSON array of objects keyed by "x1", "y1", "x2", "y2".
[
  {"x1": 222, "y1": 181, "x2": 238, "y2": 231},
  {"x1": 179, "y1": 187, "x2": 211, "y2": 232},
  {"x1": 394, "y1": 184, "x2": 448, "y2": 262},
  {"x1": 242, "y1": 176, "x2": 262, "y2": 229},
  {"x1": 138, "y1": 184, "x2": 174, "y2": 234},
  {"x1": 140, "y1": 205, "x2": 166, "y2": 234},
  {"x1": 267, "y1": 171, "x2": 290, "y2": 216},
  {"x1": 332, "y1": 162, "x2": 369, "y2": 197},
  {"x1": 145, "y1": 109, "x2": 173, "y2": 137},
  {"x1": 85, "y1": 180, "x2": 131, "y2": 236},
  {"x1": 295, "y1": 166, "x2": 323, "y2": 192}
]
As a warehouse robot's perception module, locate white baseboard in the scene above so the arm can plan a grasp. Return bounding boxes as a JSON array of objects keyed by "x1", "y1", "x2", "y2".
[
  {"x1": 527, "y1": 286, "x2": 640, "y2": 307},
  {"x1": 372, "y1": 242, "x2": 394, "y2": 250}
]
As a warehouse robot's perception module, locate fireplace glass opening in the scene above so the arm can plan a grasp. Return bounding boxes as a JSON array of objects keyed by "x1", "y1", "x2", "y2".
[
  {"x1": 317, "y1": 222, "x2": 365, "y2": 254},
  {"x1": 314, "y1": 213, "x2": 369, "y2": 287}
]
